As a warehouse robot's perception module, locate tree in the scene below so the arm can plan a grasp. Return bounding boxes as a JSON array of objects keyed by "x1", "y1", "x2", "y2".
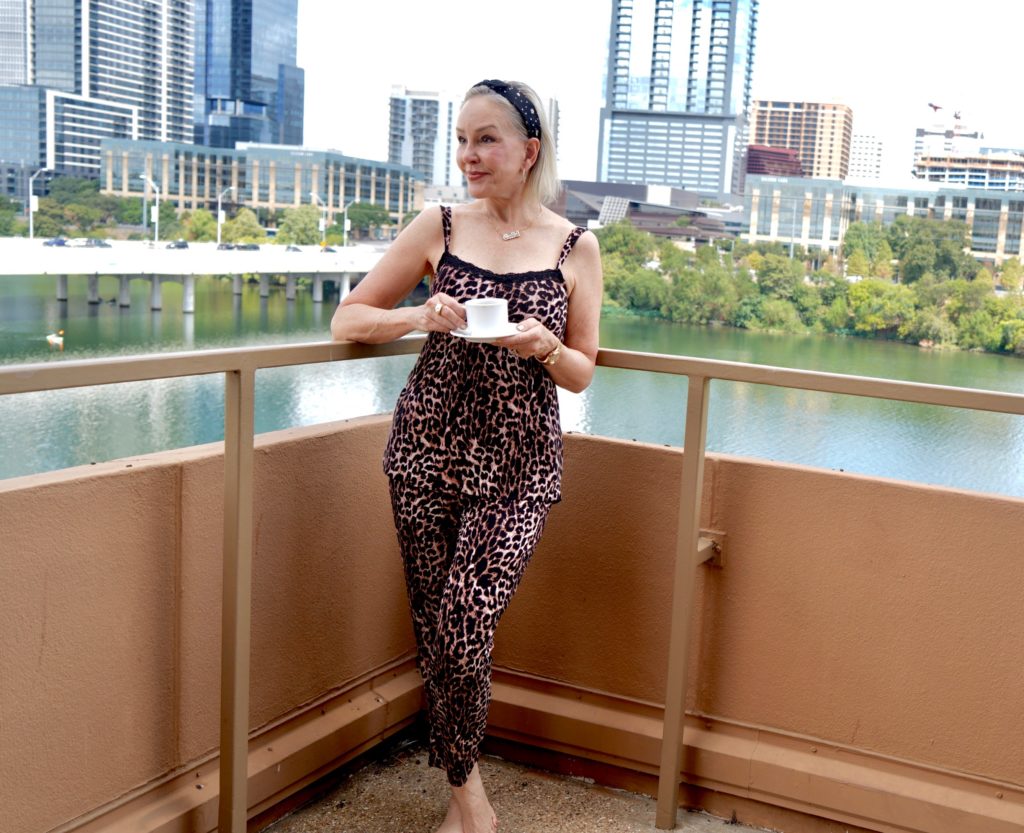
[
  {"x1": 1000, "y1": 257, "x2": 1023, "y2": 293},
  {"x1": 842, "y1": 221, "x2": 887, "y2": 262},
  {"x1": 345, "y1": 202, "x2": 390, "y2": 238},
  {"x1": 755, "y1": 253, "x2": 803, "y2": 300},
  {"x1": 277, "y1": 204, "x2": 321, "y2": 245},
  {"x1": 185, "y1": 208, "x2": 217, "y2": 242},
  {"x1": 845, "y1": 249, "x2": 870, "y2": 278},
  {"x1": 222, "y1": 207, "x2": 266, "y2": 243},
  {"x1": 847, "y1": 279, "x2": 915, "y2": 335},
  {"x1": 594, "y1": 220, "x2": 655, "y2": 270}
]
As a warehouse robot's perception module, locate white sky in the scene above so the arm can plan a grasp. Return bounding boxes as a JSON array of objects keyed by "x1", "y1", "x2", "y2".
[{"x1": 297, "y1": 0, "x2": 1024, "y2": 183}]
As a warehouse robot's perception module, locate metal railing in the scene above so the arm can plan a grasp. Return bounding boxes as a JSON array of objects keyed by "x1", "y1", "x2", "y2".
[{"x1": 2, "y1": 341, "x2": 1023, "y2": 832}]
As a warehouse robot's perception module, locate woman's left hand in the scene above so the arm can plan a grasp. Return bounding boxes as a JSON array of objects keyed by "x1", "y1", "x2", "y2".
[{"x1": 494, "y1": 318, "x2": 560, "y2": 362}]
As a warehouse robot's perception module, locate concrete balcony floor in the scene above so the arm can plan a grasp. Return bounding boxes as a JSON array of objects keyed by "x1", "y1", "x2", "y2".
[{"x1": 264, "y1": 740, "x2": 766, "y2": 833}]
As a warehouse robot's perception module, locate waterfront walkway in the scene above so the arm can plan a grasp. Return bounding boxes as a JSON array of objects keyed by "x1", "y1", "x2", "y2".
[{"x1": 264, "y1": 741, "x2": 769, "y2": 833}]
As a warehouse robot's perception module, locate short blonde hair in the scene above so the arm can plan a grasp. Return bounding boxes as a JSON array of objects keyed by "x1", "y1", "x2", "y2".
[{"x1": 464, "y1": 81, "x2": 560, "y2": 206}]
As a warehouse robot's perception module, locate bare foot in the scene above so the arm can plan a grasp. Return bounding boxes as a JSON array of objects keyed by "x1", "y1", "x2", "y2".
[
  {"x1": 451, "y1": 764, "x2": 498, "y2": 833},
  {"x1": 435, "y1": 795, "x2": 462, "y2": 833}
]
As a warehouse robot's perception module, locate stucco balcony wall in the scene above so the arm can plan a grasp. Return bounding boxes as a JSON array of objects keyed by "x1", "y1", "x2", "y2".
[{"x1": 2, "y1": 415, "x2": 1023, "y2": 832}]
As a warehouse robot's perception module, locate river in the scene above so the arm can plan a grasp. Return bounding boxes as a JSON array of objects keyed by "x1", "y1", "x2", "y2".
[{"x1": 2, "y1": 273, "x2": 1023, "y2": 497}]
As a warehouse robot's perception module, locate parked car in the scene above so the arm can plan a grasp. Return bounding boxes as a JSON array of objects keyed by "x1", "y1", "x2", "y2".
[
  {"x1": 42, "y1": 237, "x2": 67, "y2": 247},
  {"x1": 216, "y1": 242, "x2": 235, "y2": 250},
  {"x1": 285, "y1": 245, "x2": 301, "y2": 252},
  {"x1": 87, "y1": 238, "x2": 112, "y2": 248},
  {"x1": 320, "y1": 246, "x2": 337, "y2": 253},
  {"x1": 166, "y1": 239, "x2": 189, "y2": 249},
  {"x1": 68, "y1": 237, "x2": 112, "y2": 248},
  {"x1": 236, "y1": 242, "x2": 260, "y2": 251}
]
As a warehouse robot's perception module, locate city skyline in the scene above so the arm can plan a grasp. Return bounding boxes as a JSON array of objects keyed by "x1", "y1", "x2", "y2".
[{"x1": 297, "y1": 0, "x2": 1024, "y2": 187}]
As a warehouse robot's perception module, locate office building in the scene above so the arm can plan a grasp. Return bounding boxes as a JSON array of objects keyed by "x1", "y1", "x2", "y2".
[
  {"x1": 750, "y1": 100, "x2": 853, "y2": 180},
  {"x1": 0, "y1": 0, "x2": 193, "y2": 188},
  {"x1": 0, "y1": 0, "x2": 28, "y2": 84},
  {"x1": 848, "y1": 133, "x2": 883, "y2": 181},
  {"x1": 746, "y1": 145, "x2": 803, "y2": 177},
  {"x1": 913, "y1": 150, "x2": 1024, "y2": 191},
  {"x1": 597, "y1": 0, "x2": 759, "y2": 199},
  {"x1": 100, "y1": 138, "x2": 422, "y2": 228},
  {"x1": 745, "y1": 173, "x2": 1024, "y2": 264},
  {"x1": 193, "y1": 0, "x2": 304, "y2": 148},
  {"x1": 913, "y1": 115, "x2": 983, "y2": 162},
  {"x1": 388, "y1": 87, "x2": 461, "y2": 189}
]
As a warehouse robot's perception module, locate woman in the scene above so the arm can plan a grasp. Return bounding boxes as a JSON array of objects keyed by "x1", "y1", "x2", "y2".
[{"x1": 330, "y1": 79, "x2": 602, "y2": 833}]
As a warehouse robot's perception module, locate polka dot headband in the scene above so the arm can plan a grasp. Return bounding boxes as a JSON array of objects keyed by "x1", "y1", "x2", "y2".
[{"x1": 475, "y1": 79, "x2": 542, "y2": 140}]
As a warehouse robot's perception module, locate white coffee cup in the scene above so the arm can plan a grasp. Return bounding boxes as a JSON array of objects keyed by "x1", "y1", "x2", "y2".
[{"x1": 463, "y1": 297, "x2": 510, "y2": 334}]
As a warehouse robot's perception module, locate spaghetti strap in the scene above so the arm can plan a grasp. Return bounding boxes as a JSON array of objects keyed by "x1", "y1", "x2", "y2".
[
  {"x1": 555, "y1": 227, "x2": 586, "y2": 268},
  {"x1": 441, "y1": 205, "x2": 452, "y2": 252}
]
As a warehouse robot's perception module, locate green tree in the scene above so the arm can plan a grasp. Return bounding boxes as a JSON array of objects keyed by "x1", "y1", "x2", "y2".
[
  {"x1": 1000, "y1": 257, "x2": 1023, "y2": 293},
  {"x1": 756, "y1": 253, "x2": 803, "y2": 300},
  {"x1": 847, "y1": 279, "x2": 915, "y2": 335},
  {"x1": 277, "y1": 204, "x2": 322, "y2": 244},
  {"x1": 185, "y1": 208, "x2": 217, "y2": 242},
  {"x1": 871, "y1": 239, "x2": 894, "y2": 278},
  {"x1": 842, "y1": 221, "x2": 887, "y2": 262},
  {"x1": 594, "y1": 220, "x2": 654, "y2": 270},
  {"x1": 222, "y1": 207, "x2": 266, "y2": 243},
  {"x1": 845, "y1": 249, "x2": 870, "y2": 278},
  {"x1": 346, "y1": 202, "x2": 390, "y2": 238},
  {"x1": 157, "y1": 201, "x2": 181, "y2": 239}
]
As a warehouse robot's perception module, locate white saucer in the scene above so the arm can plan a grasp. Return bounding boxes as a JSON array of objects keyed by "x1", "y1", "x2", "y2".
[{"x1": 451, "y1": 322, "x2": 519, "y2": 343}]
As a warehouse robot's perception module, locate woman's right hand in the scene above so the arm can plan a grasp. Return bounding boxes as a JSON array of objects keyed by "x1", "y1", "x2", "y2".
[{"x1": 423, "y1": 293, "x2": 467, "y2": 333}]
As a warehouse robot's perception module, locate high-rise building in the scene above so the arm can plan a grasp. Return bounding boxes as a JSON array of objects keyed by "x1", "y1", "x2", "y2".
[
  {"x1": 0, "y1": 0, "x2": 192, "y2": 192},
  {"x1": 848, "y1": 133, "x2": 883, "y2": 181},
  {"x1": 749, "y1": 100, "x2": 853, "y2": 180},
  {"x1": 913, "y1": 114, "x2": 983, "y2": 163},
  {"x1": 193, "y1": 0, "x2": 304, "y2": 148},
  {"x1": 597, "y1": 0, "x2": 759, "y2": 199},
  {"x1": 388, "y1": 87, "x2": 461, "y2": 189},
  {"x1": 0, "y1": 0, "x2": 28, "y2": 84}
]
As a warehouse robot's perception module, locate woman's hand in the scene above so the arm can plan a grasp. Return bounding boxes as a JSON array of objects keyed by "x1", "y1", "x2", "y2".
[
  {"x1": 424, "y1": 293, "x2": 468, "y2": 333},
  {"x1": 494, "y1": 318, "x2": 560, "y2": 361}
]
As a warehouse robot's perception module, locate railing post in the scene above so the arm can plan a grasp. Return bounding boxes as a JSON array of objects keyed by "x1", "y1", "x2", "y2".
[
  {"x1": 219, "y1": 366, "x2": 256, "y2": 833},
  {"x1": 656, "y1": 374, "x2": 710, "y2": 829}
]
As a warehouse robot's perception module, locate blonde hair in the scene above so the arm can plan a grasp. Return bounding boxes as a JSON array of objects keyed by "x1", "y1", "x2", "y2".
[{"x1": 464, "y1": 81, "x2": 560, "y2": 206}]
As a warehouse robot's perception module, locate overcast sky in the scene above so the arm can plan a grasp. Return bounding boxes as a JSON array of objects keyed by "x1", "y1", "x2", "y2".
[{"x1": 297, "y1": 0, "x2": 1023, "y2": 182}]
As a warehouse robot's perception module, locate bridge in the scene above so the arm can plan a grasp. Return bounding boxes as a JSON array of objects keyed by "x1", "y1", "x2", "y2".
[{"x1": 0, "y1": 238, "x2": 385, "y2": 311}]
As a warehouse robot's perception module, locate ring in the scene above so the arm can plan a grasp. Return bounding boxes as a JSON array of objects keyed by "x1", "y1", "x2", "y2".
[{"x1": 434, "y1": 302, "x2": 444, "y2": 315}]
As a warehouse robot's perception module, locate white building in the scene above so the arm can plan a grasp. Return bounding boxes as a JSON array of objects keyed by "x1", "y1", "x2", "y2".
[
  {"x1": 388, "y1": 86, "x2": 463, "y2": 193},
  {"x1": 848, "y1": 133, "x2": 883, "y2": 181}
]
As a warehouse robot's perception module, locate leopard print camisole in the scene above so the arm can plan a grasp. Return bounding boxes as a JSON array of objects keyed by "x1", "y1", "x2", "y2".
[{"x1": 383, "y1": 205, "x2": 585, "y2": 503}]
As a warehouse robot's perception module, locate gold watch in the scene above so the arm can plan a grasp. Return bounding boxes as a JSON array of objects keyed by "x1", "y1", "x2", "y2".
[{"x1": 538, "y1": 343, "x2": 562, "y2": 366}]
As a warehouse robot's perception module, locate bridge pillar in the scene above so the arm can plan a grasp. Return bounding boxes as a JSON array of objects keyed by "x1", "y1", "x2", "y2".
[
  {"x1": 341, "y1": 273, "x2": 352, "y2": 299},
  {"x1": 56, "y1": 275, "x2": 68, "y2": 302},
  {"x1": 232, "y1": 274, "x2": 243, "y2": 295},
  {"x1": 87, "y1": 275, "x2": 100, "y2": 305},
  {"x1": 285, "y1": 274, "x2": 296, "y2": 301},
  {"x1": 312, "y1": 274, "x2": 323, "y2": 303},
  {"x1": 259, "y1": 274, "x2": 270, "y2": 298},
  {"x1": 119, "y1": 276, "x2": 131, "y2": 307},
  {"x1": 150, "y1": 276, "x2": 162, "y2": 311},
  {"x1": 183, "y1": 275, "x2": 196, "y2": 314}
]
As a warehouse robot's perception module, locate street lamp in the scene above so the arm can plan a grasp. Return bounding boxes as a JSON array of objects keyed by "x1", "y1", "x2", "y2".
[
  {"x1": 342, "y1": 199, "x2": 356, "y2": 248},
  {"x1": 28, "y1": 167, "x2": 50, "y2": 240},
  {"x1": 216, "y1": 185, "x2": 235, "y2": 245},
  {"x1": 310, "y1": 191, "x2": 327, "y2": 246},
  {"x1": 138, "y1": 174, "x2": 160, "y2": 243}
]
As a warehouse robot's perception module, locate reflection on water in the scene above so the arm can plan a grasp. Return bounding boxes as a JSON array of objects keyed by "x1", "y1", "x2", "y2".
[{"x1": 1, "y1": 275, "x2": 1023, "y2": 497}]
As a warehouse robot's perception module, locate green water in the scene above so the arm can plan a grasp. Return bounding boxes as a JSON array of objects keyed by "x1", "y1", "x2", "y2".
[{"x1": 1, "y1": 274, "x2": 1023, "y2": 497}]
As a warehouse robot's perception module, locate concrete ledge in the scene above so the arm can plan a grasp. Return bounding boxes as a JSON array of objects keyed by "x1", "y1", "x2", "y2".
[
  {"x1": 56, "y1": 658, "x2": 422, "y2": 833},
  {"x1": 487, "y1": 669, "x2": 1024, "y2": 833}
]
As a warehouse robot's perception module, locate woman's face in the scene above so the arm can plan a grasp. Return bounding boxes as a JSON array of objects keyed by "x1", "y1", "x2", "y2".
[{"x1": 456, "y1": 95, "x2": 534, "y2": 200}]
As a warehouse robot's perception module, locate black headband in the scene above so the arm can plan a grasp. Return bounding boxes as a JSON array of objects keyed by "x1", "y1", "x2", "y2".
[{"x1": 474, "y1": 79, "x2": 542, "y2": 140}]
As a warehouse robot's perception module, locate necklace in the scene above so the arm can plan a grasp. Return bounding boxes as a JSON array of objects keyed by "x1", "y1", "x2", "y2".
[{"x1": 485, "y1": 206, "x2": 542, "y2": 241}]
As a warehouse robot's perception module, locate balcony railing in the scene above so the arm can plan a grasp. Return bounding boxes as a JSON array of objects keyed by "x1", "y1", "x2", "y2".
[{"x1": 2, "y1": 340, "x2": 1023, "y2": 832}]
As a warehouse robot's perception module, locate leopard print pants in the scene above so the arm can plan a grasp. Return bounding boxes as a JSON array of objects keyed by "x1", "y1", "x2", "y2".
[{"x1": 388, "y1": 476, "x2": 551, "y2": 787}]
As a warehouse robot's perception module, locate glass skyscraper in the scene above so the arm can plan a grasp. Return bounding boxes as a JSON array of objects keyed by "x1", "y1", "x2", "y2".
[
  {"x1": 193, "y1": 0, "x2": 305, "y2": 148},
  {"x1": 598, "y1": 0, "x2": 758, "y2": 198}
]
